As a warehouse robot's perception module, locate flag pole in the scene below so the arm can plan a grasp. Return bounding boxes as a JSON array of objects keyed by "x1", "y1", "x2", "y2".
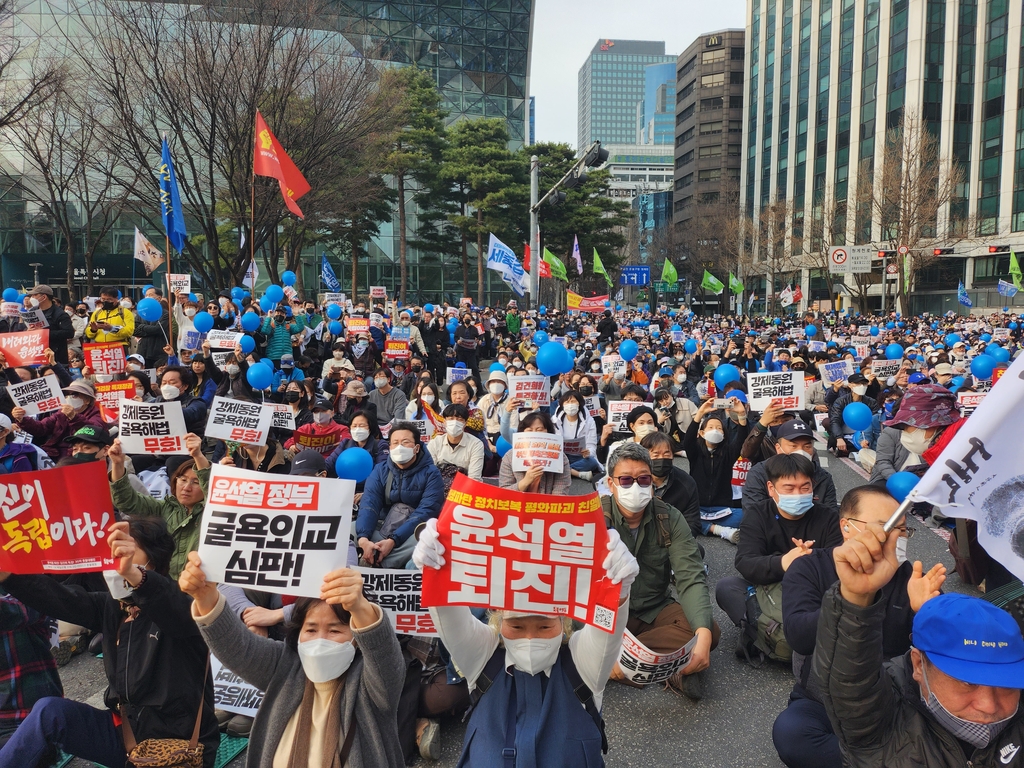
[
  {"x1": 165, "y1": 234, "x2": 173, "y2": 350},
  {"x1": 250, "y1": 171, "x2": 256, "y2": 296}
]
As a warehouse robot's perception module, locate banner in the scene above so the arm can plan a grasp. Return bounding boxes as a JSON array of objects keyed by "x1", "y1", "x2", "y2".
[
  {"x1": 295, "y1": 430, "x2": 342, "y2": 455},
  {"x1": 19, "y1": 309, "x2": 48, "y2": 329},
  {"x1": 346, "y1": 317, "x2": 370, "y2": 337},
  {"x1": 197, "y1": 464, "x2": 353, "y2": 597},
  {"x1": 618, "y1": 630, "x2": 698, "y2": 685},
  {"x1": 0, "y1": 463, "x2": 116, "y2": 574},
  {"x1": 871, "y1": 360, "x2": 903, "y2": 381},
  {"x1": 206, "y1": 397, "x2": 273, "y2": 446},
  {"x1": 8, "y1": 375, "x2": 65, "y2": 416},
  {"x1": 746, "y1": 372, "x2": 805, "y2": 411},
  {"x1": 508, "y1": 374, "x2": 551, "y2": 407},
  {"x1": 211, "y1": 655, "x2": 264, "y2": 717},
  {"x1": 369, "y1": 286, "x2": 387, "y2": 300},
  {"x1": 420, "y1": 474, "x2": 621, "y2": 632},
  {"x1": 270, "y1": 404, "x2": 296, "y2": 431},
  {"x1": 0, "y1": 302, "x2": 20, "y2": 318},
  {"x1": 511, "y1": 432, "x2": 564, "y2": 473},
  {"x1": 566, "y1": 292, "x2": 609, "y2": 312},
  {"x1": 94, "y1": 380, "x2": 137, "y2": 423},
  {"x1": 358, "y1": 568, "x2": 436, "y2": 637},
  {"x1": 118, "y1": 400, "x2": 189, "y2": 455},
  {"x1": 0, "y1": 330, "x2": 49, "y2": 367},
  {"x1": 206, "y1": 330, "x2": 244, "y2": 350},
  {"x1": 819, "y1": 360, "x2": 854, "y2": 387},
  {"x1": 168, "y1": 274, "x2": 191, "y2": 295},
  {"x1": 83, "y1": 341, "x2": 126, "y2": 376},
  {"x1": 446, "y1": 367, "x2": 472, "y2": 385},
  {"x1": 384, "y1": 340, "x2": 410, "y2": 362},
  {"x1": 957, "y1": 391, "x2": 985, "y2": 416}
]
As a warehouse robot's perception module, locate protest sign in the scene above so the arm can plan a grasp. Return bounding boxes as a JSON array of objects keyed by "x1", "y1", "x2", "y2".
[
  {"x1": 358, "y1": 568, "x2": 437, "y2": 637},
  {"x1": 857, "y1": 325, "x2": 870, "y2": 336},
  {"x1": 8, "y1": 374, "x2": 65, "y2": 416},
  {"x1": 19, "y1": 309, "x2": 48, "y2": 329},
  {"x1": 617, "y1": 630, "x2": 698, "y2": 686},
  {"x1": 206, "y1": 397, "x2": 274, "y2": 446},
  {"x1": 0, "y1": 302, "x2": 20, "y2": 318},
  {"x1": 806, "y1": 340, "x2": 827, "y2": 353},
  {"x1": 118, "y1": 400, "x2": 189, "y2": 455},
  {"x1": 206, "y1": 330, "x2": 243, "y2": 350},
  {"x1": 369, "y1": 313, "x2": 385, "y2": 330},
  {"x1": 211, "y1": 352, "x2": 232, "y2": 369},
  {"x1": 169, "y1": 274, "x2": 191, "y2": 295},
  {"x1": 993, "y1": 328, "x2": 1011, "y2": 341},
  {"x1": 295, "y1": 430, "x2": 342, "y2": 455},
  {"x1": 197, "y1": 464, "x2": 353, "y2": 596},
  {"x1": 853, "y1": 344, "x2": 871, "y2": 360},
  {"x1": 671, "y1": 331, "x2": 686, "y2": 344},
  {"x1": 0, "y1": 462, "x2": 116, "y2": 574},
  {"x1": 871, "y1": 360, "x2": 903, "y2": 381},
  {"x1": 346, "y1": 317, "x2": 370, "y2": 338},
  {"x1": 84, "y1": 341, "x2": 125, "y2": 375},
  {"x1": 0, "y1": 330, "x2": 49, "y2": 367},
  {"x1": 270, "y1": 404, "x2": 296, "y2": 431},
  {"x1": 94, "y1": 380, "x2": 137, "y2": 423},
  {"x1": 322, "y1": 292, "x2": 344, "y2": 306},
  {"x1": 601, "y1": 354, "x2": 626, "y2": 377},
  {"x1": 181, "y1": 330, "x2": 205, "y2": 351},
  {"x1": 584, "y1": 396, "x2": 602, "y2": 418},
  {"x1": 819, "y1": 360, "x2": 854, "y2": 387},
  {"x1": 384, "y1": 340, "x2": 410, "y2": 361},
  {"x1": 747, "y1": 371, "x2": 805, "y2": 411},
  {"x1": 957, "y1": 391, "x2": 985, "y2": 416},
  {"x1": 390, "y1": 325, "x2": 411, "y2": 342},
  {"x1": 369, "y1": 286, "x2": 387, "y2": 300},
  {"x1": 410, "y1": 419, "x2": 433, "y2": 443},
  {"x1": 211, "y1": 655, "x2": 264, "y2": 717},
  {"x1": 421, "y1": 474, "x2": 621, "y2": 632},
  {"x1": 511, "y1": 432, "x2": 564, "y2": 472},
  {"x1": 566, "y1": 292, "x2": 609, "y2": 312},
  {"x1": 446, "y1": 367, "x2": 471, "y2": 385},
  {"x1": 608, "y1": 400, "x2": 635, "y2": 432},
  {"x1": 508, "y1": 374, "x2": 551, "y2": 407}
]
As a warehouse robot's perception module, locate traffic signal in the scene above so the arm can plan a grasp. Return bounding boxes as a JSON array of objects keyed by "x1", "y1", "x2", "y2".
[
  {"x1": 548, "y1": 191, "x2": 567, "y2": 206},
  {"x1": 877, "y1": 250, "x2": 896, "y2": 259},
  {"x1": 933, "y1": 248, "x2": 955, "y2": 256},
  {"x1": 989, "y1": 245, "x2": 1010, "y2": 253},
  {"x1": 583, "y1": 143, "x2": 610, "y2": 168},
  {"x1": 563, "y1": 165, "x2": 589, "y2": 189}
]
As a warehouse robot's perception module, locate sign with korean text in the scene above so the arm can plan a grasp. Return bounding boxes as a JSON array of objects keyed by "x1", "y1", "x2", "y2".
[
  {"x1": 197, "y1": 464, "x2": 353, "y2": 597},
  {"x1": 508, "y1": 374, "x2": 551, "y2": 407},
  {"x1": 871, "y1": 360, "x2": 903, "y2": 381},
  {"x1": 0, "y1": 463, "x2": 115, "y2": 574},
  {"x1": 206, "y1": 397, "x2": 274, "y2": 446},
  {"x1": 566, "y1": 292, "x2": 609, "y2": 312},
  {"x1": 421, "y1": 474, "x2": 621, "y2": 632},
  {"x1": 993, "y1": 328, "x2": 1011, "y2": 341},
  {"x1": 206, "y1": 330, "x2": 244, "y2": 350},
  {"x1": 295, "y1": 429, "x2": 341, "y2": 455},
  {"x1": 446, "y1": 367, "x2": 471, "y2": 385},
  {"x1": 747, "y1": 371, "x2": 805, "y2": 411},
  {"x1": 0, "y1": 302, "x2": 20, "y2": 318},
  {"x1": 84, "y1": 341, "x2": 126, "y2": 376},
  {"x1": 94, "y1": 380, "x2": 137, "y2": 423},
  {"x1": 853, "y1": 344, "x2": 871, "y2": 360},
  {"x1": 169, "y1": 274, "x2": 192, "y2": 295},
  {"x1": 389, "y1": 325, "x2": 411, "y2": 342},
  {"x1": 211, "y1": 655, "x2": 264, "y2": 717},
  {"x1": 617, "y1": 630, "x2": 698, "y2": 685},
  {"x1": 671, "y1": 331, "x2": 687, "y2": 344},
  {"x1": 384, "y1": 340, "x2": 410, "y2": 361},
  {"x1": 8, "y1": 374, "x2": 65, "y2": 416},
  {"x1": 358, "y1": 568, "x2": 436, "y2": 637},
  {"x1": 19, "y1": 309, "x2": 48, "y2": 329},
  {"x1": 270, "y1": 404, "x2": 295, "y2": 431},
  {"x1": 601, "y1": 354, "x2": 626, "y2": 377},
  {"x1": 819, "y1": 360, "x2": 854, "y2": 387},
  {"x1": 608, "y1": 400, "x2": 635, "y2": 432},
  {"x1": 828, "y1": 245, "x2": 873, "y2": 274},
  {"x1": 584, "y1": 396, "x2": 602, "y2": 419},
  {"x1": 806, "y1": 340, "x2": 827, "y2": 353},
  {"x1": 322, "y1": 293, "x2": 343, "y2": 307},
  {"x1": 369, "y1": 313, "x2": 385, "y2": 330},
  {"x1": 346, "y1": 317, "x2": 370, "y2": 338},
  {"x1": 957, "y1": 391, "x2": 985, "y2": 416},
  {"x1": 511, "y1": 433, "x2": 564, "y2": 473},
  {"x1": 0, "y1": 330, "x2": 49, "y2": 367},
  {"x1": 369, "y1": 286, "x2": 387, "y2": 300},
  {"x1": 117, "y1": 400, "x2": 189, "y2": 455}
]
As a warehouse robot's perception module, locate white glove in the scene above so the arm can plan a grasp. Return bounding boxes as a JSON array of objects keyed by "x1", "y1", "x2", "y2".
[
  {"x1": 602, "y1": 529, "x2": 639, "y2": 596},
  {"x1": 412, "y1": 518, "x2": 446, "y2": 570}
]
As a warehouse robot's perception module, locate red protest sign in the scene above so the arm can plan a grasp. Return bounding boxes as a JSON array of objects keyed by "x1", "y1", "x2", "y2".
[
  {"x1": 346, "y1": 317, "x2": 369, "y2": 338},
  {"x1": 421, "y1": 474, "x2": 620, "y2": 633},
  {"x1": 0, "y1": 330, "x2": 49, "y2": 366},
  {"x1": 94, "y1": 380, "x2": 138, "y2": 423},
  {"x1": 84, "y1": 341, "x2": 126, "y2": 375},
  {"x1": 384, "y1": 340, "x2": 410, "y2": 361},
  {"x1": 0, "y1": 462, "x2": 116, "y2": 574}
]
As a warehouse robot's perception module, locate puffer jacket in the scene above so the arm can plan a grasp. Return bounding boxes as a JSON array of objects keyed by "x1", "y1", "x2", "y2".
[
  {"x1": 18, "y1": 401, "x2": 105, "y2": 460},
  {"x1": 870, "y1": 426, "x2": 911, "y2": 482},
  {"x1": 828, "y1": 393, "x2": 878, "y2": 438},
  {"x1": 259, "y1": 316, "x2": 300, "y2": 361},
  {"x1": 356, "y1": 446, "x2": 445, "y2": 546},
  {"x1": 813, "y1": 583, "x2": 1024, "y2": 768}
]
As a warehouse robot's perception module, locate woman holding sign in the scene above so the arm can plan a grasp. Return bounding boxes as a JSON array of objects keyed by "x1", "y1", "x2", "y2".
[{"x1": 498, "y1": 412, "x2": 572, "y2": 495}]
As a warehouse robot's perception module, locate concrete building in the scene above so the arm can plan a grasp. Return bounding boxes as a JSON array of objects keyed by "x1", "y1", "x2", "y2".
[{"x1": 600, "y1": 144, "x2": 675, "y2": 201}]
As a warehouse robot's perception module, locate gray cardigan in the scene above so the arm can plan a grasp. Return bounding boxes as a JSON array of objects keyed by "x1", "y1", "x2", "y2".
[
  {"x1": 196, "y1": 596, "x2": 405, "y2": 768},
  {"x1": 869, "y1": 426, "x2": 910, "y2": 483}
]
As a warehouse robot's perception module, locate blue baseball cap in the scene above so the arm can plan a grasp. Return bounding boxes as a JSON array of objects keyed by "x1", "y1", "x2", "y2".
[
  {"x1": 908, "y1": 372, "x2": 928, "y2": 384},
  {"x1": 913, "y1": 593, "x2": 1024, "y2": 688}
]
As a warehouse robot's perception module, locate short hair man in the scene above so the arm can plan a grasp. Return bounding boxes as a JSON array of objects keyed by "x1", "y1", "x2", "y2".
[{"x1": 742, "y1": 419, "x2": 839, "y2": 517}]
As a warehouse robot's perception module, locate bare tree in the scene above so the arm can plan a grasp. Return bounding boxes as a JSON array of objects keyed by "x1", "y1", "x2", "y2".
[{"x1": 0, "y1": 0, "x2": 63, "y2": 131}]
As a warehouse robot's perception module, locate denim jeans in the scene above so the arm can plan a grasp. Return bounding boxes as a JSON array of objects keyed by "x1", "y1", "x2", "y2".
[
  {"x1": 568, "y1": 455, "x2": 601, "y2": 473},
  {"x1": 699, "y1": 506, "x2": 744, "y2": 535},
  {"x1": 0, "y1": 697, "x2": 126, "y2": 768}
]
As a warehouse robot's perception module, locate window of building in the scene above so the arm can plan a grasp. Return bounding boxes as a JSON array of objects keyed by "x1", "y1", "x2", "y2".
[
  {"x1": 702, "y1": 49, "x2": 725, "y2": 65},
  {"x1": 676, "y1": 150, "x2": 694, "y2": 167},
  {"x1": 728, "y1": 120, "x2": 742, "y2": 133},
  {"x1": 678, "y1": 79, "x2": 695, "y2": 100},
  {"x1": 699, "y1": 168, "x2": 722, "y2": 182},
  {"x1": 700, "y1": 97, "x2": 724, "y2": 112},
  {"x1": 678, "y1": 56, "x2": 697, "y2": 78},
  {"x1": 726, "y1": 167, "x2": 741, "y2": 180},
  {"x1": 679, "y1": 126, "x2": 695, "y2": 144},
  {"x1": 700, "y1": 121, "x2": 723, "y2": 135},
  {"x1": 728, "y1": 144, "x2": 741, "y2": 156},
  {"x1": 677, "y1": 173, "x2": 694, "y2": 189},
  {"x1": 701, "y1": 72, "x2": 725, "y2": 88},
  {"x1": 676, "y1": 103, "x2": 695, "y2": 124},
  {"x1": 731, "y1": 47, "x2": 745, "y2": 61},
  {"x1": 699, "y1": 145, "x2": 722, "y2": 158},
  {"x1": 730, "y1": 71, "x2": 744, "y2": 85}
]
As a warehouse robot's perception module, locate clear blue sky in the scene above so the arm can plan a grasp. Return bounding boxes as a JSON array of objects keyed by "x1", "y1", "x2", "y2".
[{"x1": 530, "y1": 0, "x2": 747, "y2": 148}]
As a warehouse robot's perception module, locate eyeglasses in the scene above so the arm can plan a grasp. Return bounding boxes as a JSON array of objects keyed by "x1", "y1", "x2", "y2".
[
  {"x1": 613, "y1": 475, "x2": 653, "y2": 488},
  {"x1": 176, "y1": 477, "x2": 203, "y2": 489},
  {"x1": 847, "y1": 518, "x2": 916, "y2": 538}
]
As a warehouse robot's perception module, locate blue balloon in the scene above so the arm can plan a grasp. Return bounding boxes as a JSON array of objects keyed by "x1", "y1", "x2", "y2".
[
  {"x1": 616, "y1": 304, "x2": 622, "y2": 311},
  {"x1": 455, "y1": 362, "x2": 466, "y2": 369},
  {"x1": 842, "y1": 402, "x2": 873, "y2": 432},
  {"x1": 945, "y1": 333, "x2": 961, "y2": 346},
  {"x1": 931, "y1": 323, "x2": 938, "y2": 330},
  {"x1": 259, "y1": 295, "x2": 275, "y2": 312},
  {"x1": 117, "y1": 290, "x2": 122, "y2": 299},
  {"x1": 885, "y1": 343, "x2": 904, "y2": 360},
  {"x1": 991, "y1": 346, "x2": 1011, "y2": 364},
  {"x1": 897, "y1": 321, "x2": 906, "y2": 328},
  {"x1": 231, "y1": 287, "x2": 244, "y2": 300},
  {"x1": 671, "y1": 324, "x2": 682, "y2": 332},
  {"x1": 329, "y1": 321, "x2": 343, "y2": 336},
  {"x1": 539, "y1": 320, "x2": 548, "y2": 330},
  {"x1": 495, "y1": 436, "x2": 512, "y2": 458},
  {"x1": 239, "y1": 335, "x2": 256, "y2": 354},
  {"x1": 265, "y1": 285, "x2": 285, "y2": 304},
  {"x1": 886, "y1": 321, "x2": 895, "y2": 330},
  {"x1": 281, "y1": 270, "x2": 297, "y2": 286},
  {"x1": 773, "y1": 318, "x2": 782, "y2": 325},
  {"x1": 986, "y1": 343, "x2": 1003, "y2": 357},
  {"x1": 246, "y1": 363, "x2": 272, "y2": 390},
  {"x1": 538, "y1": 305, "x2": 547, "y2": 316},
  {"x1": 192, "y1": 311, "x2": 214, "y2": 333},
  {"x1": 980, "y1": 333, "x2": 992, "y2": 343},
  {"x1": 713, "y1": 363, "x2": 741, "y2": 390},
  {"x1": 243, "y1": 291, "x2": 251, "y2": 299},
  {"x1": 605, "y1": 301, "x2": 611, "y2": 308},
  {"x1": 619, "y1": 339, "x2": 639, "y2": 361},
  {"x1": 536, "y1": 342, "x2": 569, "y2": 376},
  {"x1": 335, "y1": 447, "x2": 374, "y2": 482},
  {"x1": 423, "y1": 304, "x2": 435, "y2": 314},
  {"x1": 2, "y1": 288, "x2": 18, "y2": 302},
  {"x1": 684, "y1": 339, "x2": 698, "y2": 354},
  {"x1": 188, "y1": 293, "x2": 197, "y2": 304},
  {"x1": 827, "y1": 341, "x2": 837, "y2": 348},
  {"x1": 489, "y1": 362, "x2": 506, "y2": 372},
  {"x1": 326, "y1": 303, "x2": 342, "y2": 320},
  {"x1": 533, "y1": 331, "x2": 549, "y2": 346},
  {"x1": 804, "y1": 324, "x2": 817, "y2": 337},
  {"x1": 886, "y1": 471, "x2": 919, "y2": 503},
  {"x1": 446, "y1": 318, "x2": 458, "y2": 331},
  {"x1": 869, "y1": 325, "x2": 879, "y2": 336},
  {"x1": 241, "y1": 312, "x2": 261, "y2": 332},
  {"x1": 970, "y1": 354, "x2": 997, "y2": 380},
  {"x1": 950, "y1": 376, "x2": 965, "y2": 389},
  {"x1": 137, "y1": 297, "x2": 163, "y2": 322},
  {"x1": 262, "y1": 357, "x2": 275, "y2": 368}
]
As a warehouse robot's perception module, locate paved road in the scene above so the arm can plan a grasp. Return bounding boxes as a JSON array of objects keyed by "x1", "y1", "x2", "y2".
[{"x1": 60, "y1": 438, "x2": 967, "y2": 768}]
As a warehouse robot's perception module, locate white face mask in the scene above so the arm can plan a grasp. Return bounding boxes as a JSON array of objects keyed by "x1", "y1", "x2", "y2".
[
  {"x1": 225, "y1": 364, "x2": 240, "y2": 376},
  {"x1": 29, "y1": 297, "x2": 40, "y2": 308},
  {"x1": 513, "y1": 360, "x2": 524, "y2": 369},
  {"x1": 502, "y1": 634, "x2": 563, "y2": 676},
  {"x1": 95, "y1": 374, "x2": 113, "y2": 384},
  {"x1": 895, "y1": 536, "x2": 908, "y2": 564},
  {"x1": 66, "y1": 396, "x2": 85, "y2": 411},
  {"x1": 445, "y1": 420, "x2": 465, "y2": 438},
  {"x1": 333, "y1": 351, "x2": 345, "y2": 360},
  {"x1": 351, "y1": 427, "x2": 370, "y2": 443},
  {"x1": 900, "y1": 428, "x2": 933, "y2": 455},
  {"x1": 120, "y1": 299, "x2": 132, "y2": 309},
  {"x1": 616, "y1": 482, "x2": 653, "y2": 513},
  {"x1": 703, "y1": 429, "x2": 725, "y2": 444},
  {"x1": 103, "y1": 570, "x2": 134, "y2": 601},
  {"x1": 421, "y1": 394, "x2": 435, "y2": 405},
  {"x1": 374, "y1": 377, "x2": 388, "y2": 389},
  {"x1": 489, "y1": 382, "x2": 506, "y2": 396},
  {"x1": 391, "y1": 445, "x2": 415, "y2": 464},
  {"x1": 160, "y1": 384, "x2": 179, "y2": 400},
  {"x1": 184, "y1": 308, "x2": 196, "y2": 318},
  {"x1": 563, "y1": 403, "x2": 580, "y2": 417},
  {"x1": 633, "y1": 423, "x2": 657, "y2": 439},
  {"x1": 675, "y1": 374, "x2": 686, "y2": 384},
  {"x1": 498, "y1": 358, "x2": 508, "y2": 365},
  {"x1": 851, "y1": 385, "x2": 868, "y2": 396},
  {"x1": 297, "y1": 638, "x2": 356, "y2": 683},
  {"x1": 314, "y1": 412, "x2": 333, "y2": 425}
]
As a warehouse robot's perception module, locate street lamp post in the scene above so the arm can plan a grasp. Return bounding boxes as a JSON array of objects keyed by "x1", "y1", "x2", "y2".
[{"x1": 29, "y1": 263, "x2": 42, "y2": 286}]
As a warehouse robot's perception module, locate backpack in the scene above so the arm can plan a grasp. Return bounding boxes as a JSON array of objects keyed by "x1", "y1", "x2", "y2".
[{"x1": 740, "y1": 581, "x2": 792, "y2": 665}]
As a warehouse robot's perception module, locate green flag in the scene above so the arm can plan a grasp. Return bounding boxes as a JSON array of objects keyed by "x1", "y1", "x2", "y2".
[
  {"x1": 729, "y1": 272, "x2": 745, "y2": 294},
  {"x1": 543, "y1": 248, "x2": 568, "y2": 282},
  {"x1": 701, "y1": 269, "x2": 724, "y2": 295},
  {"x1": 1011, "y1": 251, "x2": 1023, "y2": 291},
  {"x1": 661, "y1": 259, "x2": 677, "y2": 286},
  {"x1": 592, "y1": 248, "x2": 612, "y2": 287}
]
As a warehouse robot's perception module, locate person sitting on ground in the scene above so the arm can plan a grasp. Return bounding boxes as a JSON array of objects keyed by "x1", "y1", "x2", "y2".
[
  {"x1": 369, "y1": 368, "x2": 409, "y2": 425},
  {"x1": 827, "y1": 373, "x2": 877, "y2": 456},
  {"x1": 0, "y1": 414, "x2": 37, "y2": 474},
  {"x1": 285, "y1": 397, "x2": 346, "y2": 457},
  {"x1": 427, "y1": 403, "x2": 484, "y2": 484},
  {"x1": 12, "y1": 379, "x2": 104, "y2": 461},
  {"x1": 156, "y1": 365, "x2": 209, "y2": 436},
  {"x1": 498, "y1": 411, "x2": 572, "y2": 495},
  {"x1": 743, "y1": 418, "x2": 839, "y2": 517},
  {"x1": 772, "y1": 485, "x2": 945, "y2": 768},
  {"x1": 811, "y1": 516, "x2": 1021, "y2": 767},
  {"x1": 602, "y1": 442, "x2": 718, "y2": 701},
  {"x1": 555, "y1": 390, "x2": 601, "y2": 482},
  {"x1": 640, "y1": 431, "x2": 702, "y2": 545},
  {"x1": 869, "y1": 382, "x2": 961, "y2": 484}
]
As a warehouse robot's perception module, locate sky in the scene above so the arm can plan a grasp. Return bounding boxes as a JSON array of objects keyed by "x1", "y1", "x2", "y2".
[{"x1": 529, "y1": 0, "x2": 748, "y2": 148}]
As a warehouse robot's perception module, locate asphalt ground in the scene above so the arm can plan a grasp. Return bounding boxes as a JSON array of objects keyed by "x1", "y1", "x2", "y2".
[{"x1": 58, "y1": 432, "x2": 968, "y2": 768}]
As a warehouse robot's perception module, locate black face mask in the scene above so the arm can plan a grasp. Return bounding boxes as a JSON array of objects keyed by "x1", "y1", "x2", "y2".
[
  {"x1": 651, "y1": 458, "x2": 673, "y2": 478},
  {"x1": 101, "y1": 300, "x2": 116, "y2": 309},
  {"x1": 284, "y1": 392, "x2": 301, "y2": 403},
  {"x1": 68, "y1": 451, "x2": 101, "y2": 464},
  {"x1": 411, "y1": 365, "x2": 422, "y2": 372},
  {"x1": 579, "y1": 386, "x2": 595, "y2": 396}
]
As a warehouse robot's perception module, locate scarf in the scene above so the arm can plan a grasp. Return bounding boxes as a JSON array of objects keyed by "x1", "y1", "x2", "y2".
[{"x1": 288, "y1": 676, "x2": 345, "y2": 768}]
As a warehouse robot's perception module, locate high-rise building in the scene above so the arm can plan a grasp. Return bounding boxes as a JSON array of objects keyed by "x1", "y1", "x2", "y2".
[
  {"x1": 637, "y1": 62, "x2": 677, "y2": 145},
  {"x1": 529, "y1": 95, "x2": 536, "y2": 146},
  {"x1": 742, "y1": 0, "x2": 1024, "y2": 314},
  {"x1": 578, "y1": 39, "x2": 676, "y2": 151},
  {"x1": 672, "y1": 30, "x2": 746, "y2": 229},
  {"x1": 600, "y1": 144, "x2": 675, "y2": 201}
]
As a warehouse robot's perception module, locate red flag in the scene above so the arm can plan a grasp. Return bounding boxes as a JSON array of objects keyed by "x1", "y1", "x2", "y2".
[
  {"x1": 253, "y1": 111, "x2": 311, "y2": 219},
  {"x1": 523, "y1": 244, "x2": 551, "y2": 278},
  {"x1": 792, "y1": 285, "x2": 804, "y2": 303}
]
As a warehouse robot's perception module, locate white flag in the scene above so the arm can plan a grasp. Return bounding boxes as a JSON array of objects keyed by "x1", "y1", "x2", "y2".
[
  {"x1": 780, "y1": 285, "x2": 794, "y2": 307},
  {"x1": 134, "y1": 228, "x2": 164, "y2": 275}
]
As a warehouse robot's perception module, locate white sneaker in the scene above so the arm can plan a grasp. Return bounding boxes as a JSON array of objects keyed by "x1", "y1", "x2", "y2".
[
  {"x1": 716, "y1": 526, "x2": 740, "y2": 544},
  {"x1": 578, "y1": 471, "x2": 593, "y2": 482}
]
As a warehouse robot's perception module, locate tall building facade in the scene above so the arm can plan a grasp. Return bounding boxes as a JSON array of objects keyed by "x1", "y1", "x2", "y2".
[
  {"x1": 742, "y1": 0, "x2": 1024, "y2": 313},
  {"x1": 577, "y1": 39, "x2": 676, "y2": 151},
  {"x1": 637, "y1": 62, "x2": 677, "y2": 145}
]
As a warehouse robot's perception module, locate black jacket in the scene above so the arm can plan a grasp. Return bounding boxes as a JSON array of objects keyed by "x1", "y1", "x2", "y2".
[
  {"x1": 4, "y1": 571, "x2": 219, "y2": 767},
  {"x1": 681, "y1": 418, "x2": 749, "y2": 507},
  {"x1": 596, "y1": 316, "x2": 617, "y2": 341},
  {"x1": 653, "y1": 466, "x2": 702, "y2": 541},
  {"x1": 734, "y1": 500, "x2": 842, "y2": 585},
  {"x1": 828, "y1": 393, "x2": 878, "y2": 438},
  {"x1": 41, "y1": 303, "x2": 75, "y2": 366},
  {"x1": 135, "y1": 309, "x2": 171, "y2": 366},
  {"x1": 742, "y1": 458, "x2": 839, "y2": 517}
]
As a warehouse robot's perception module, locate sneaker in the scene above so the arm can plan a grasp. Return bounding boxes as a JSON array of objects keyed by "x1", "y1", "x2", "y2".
[
  {"x1": 215, "y1": 709, "x2": 234, "y2": 729},
  {"x1": 716, "y1": 526, "x2": 740, "y2": 544},
  {"x1": 417, "y1": 718, "x2": 441, "y2": 761},
  {"x1": 52, "y1": 634, "x2": 84, "y2": 667},
  {"x1": 578, "y1": 471, "x2": 593, "y2": 482},
  {"x1": 226, "y1": 714, "x2": 254, "y2": 738},
  {"x1": 665, "y1": 669, "x2": 704, "y2": 701}
]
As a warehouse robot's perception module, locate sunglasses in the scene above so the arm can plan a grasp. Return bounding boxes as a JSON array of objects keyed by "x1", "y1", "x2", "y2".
[{"x1": 613, "y1": 475, "x2": 653, "y2": 488}]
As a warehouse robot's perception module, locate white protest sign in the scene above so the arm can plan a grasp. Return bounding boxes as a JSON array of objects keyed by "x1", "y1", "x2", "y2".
[
  {"x1": 617, "y1": 630, "x2": 698, "y2": 685},
  {"x1": 357, "y1": 568, "x2": 437, "y2": 637},
  {"x1": 211, "y1": 352, "x2": 232, "y2": 368},
  {"x1": 671, "y1": 331, "x2": 686, "y2": 344},
  {"x1": 747, "y1": 371, "x2": 805, "y2": 412},
  {"x1": 508, "y1": 374, "x2": 551, "y2": 407},
  {"x1": 211, "y1": 655, "x2": 264, "y2": 717},
  {"x1": 806, "y1": 340, "x2": 827, "y2": 353},
  {"x1": 169, "y1": 274, "x2": 192, "y2": 295},
  {"x1": 584, "y1": 396, "x2": 602, "y2": 418},
  {"x1": 608, "y1": 400, "x2": 636, "y2": 432},
  {"x1": 205, "y1": 396, "x2": 274, "y2": 446},
  {"x1": 197, "y1": 464, "x2": 353, "y2": 597},
  {"x1": 993, "y1": 328, "x2": 1011, "y2": 341},
  {"x1": 511, "y1": 432, "x2": 564, "y2": 473},
  {"x1": 8, "y1": 374, "x2": 65, "y2": 416},
  {"x1": 853, "y1": 344, "x2": 871, "y2": 360},
  {"x1": 819, "y1": 360, "x2": 854, "y2": 387},
  {"x1": 206, "y1": 330, "x2": 244, "y2": 350},
  {"x1": 446, "y1": 367, "x2": 471, "y2": 385},
  {"x1": 871, "y1": 360, "x2": 903, "y2": 381},
  {"x1": 369, "y1": 286, "x2": 387, "y2": 300},
  {"x1": 117, "y1": 400, "x2": 189, "y2": 455},
  {"x1": 270, "y1": 404, "x2": 296, "y2": 431},
  {"x1": 957, "y1": 391, "x2": 986, "y2": 416},
  {"x1": 601, "y1": 354, "x2": 626, "y2": 376},
  {"x1": 0, "y1": 302, "x2": 20, "y2": 318},
  {"x1": 19, "y1": 309, "x2": 48, "y2": 329}
]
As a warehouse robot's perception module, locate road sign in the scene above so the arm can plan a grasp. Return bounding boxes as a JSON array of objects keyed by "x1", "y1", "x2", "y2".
[
  {"x1": 897, "y1": 245, "x2": 909, "y2": 255},
  {"x1": 619, "y1": 266, "x2": 651, "y2": 286},
  {"x1": 828, "y1": 245, "x2": 873, "y2": 274}
]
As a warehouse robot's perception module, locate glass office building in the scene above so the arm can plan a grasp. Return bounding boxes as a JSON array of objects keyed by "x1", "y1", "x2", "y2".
[{"x1": 638, "y1": 62, "x2": 677, "y2": 145}]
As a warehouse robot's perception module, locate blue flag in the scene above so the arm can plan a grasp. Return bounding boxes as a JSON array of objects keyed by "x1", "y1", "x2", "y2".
[
  {"x1": 957, "y1": 280, "x2": 973, "y2": 308},
  {"x1": 321, "y1": 253, "x2": 341, "y2": 291},
  {"x1": 997, "y1": 279, "x2": 1019, "y2": 298},
  {"x1": 159, "y1": 138, "x2": 188, "y2": 253}
]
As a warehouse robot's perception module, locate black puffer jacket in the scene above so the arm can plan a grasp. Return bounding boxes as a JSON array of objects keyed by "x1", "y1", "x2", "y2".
[
  {"x1": 4, "y1": 571, "x2": 219, "y2": 767},
  {"x1": 681, "y1": 418, "x2": 749, "y2": 507},
  {"x1": 813, "y1": 583, "x2": 1024, "y2": 768}
]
